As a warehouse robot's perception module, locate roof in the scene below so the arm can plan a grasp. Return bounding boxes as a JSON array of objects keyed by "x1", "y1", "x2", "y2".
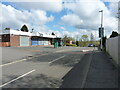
[{"x1": 0, "y1": 29, "x2": 61, "y2": 38}]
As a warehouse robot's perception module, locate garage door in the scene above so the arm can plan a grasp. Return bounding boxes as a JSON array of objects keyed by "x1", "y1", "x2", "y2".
[
  {"x1": 20, "y1": 36, "x2": 29, "y2": 46},
  {"x1": 31, "y1": 40, "x2": 38, "y2": 45},
  {"x1": 43, "y1": 41, "x2": 48, "y2": 45},
  {"x1": 38, "y1": 38, "x2": 44, "y2": 45},
  {"x1": 38, "y1": 41, "x2": 44, "y2": 45}
]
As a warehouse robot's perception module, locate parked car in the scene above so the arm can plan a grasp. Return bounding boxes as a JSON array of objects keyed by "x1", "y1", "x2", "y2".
[
  {"x1": 93, "y1": 44, "x2": 98, "y2": 47},
  {"x1": 88, "y1": 44, "x2": 93, "y2": 47},
  {"x1": 88, "y1": 44, "x2": 98, "y2": 47}
]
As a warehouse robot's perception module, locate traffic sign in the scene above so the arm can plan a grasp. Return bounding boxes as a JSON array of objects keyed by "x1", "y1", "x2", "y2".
[{"x1": 99, "y1": 27, "x2": 104, "y2": 38}]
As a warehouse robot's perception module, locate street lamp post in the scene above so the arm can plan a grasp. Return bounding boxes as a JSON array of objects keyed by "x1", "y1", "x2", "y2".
[{"x1": 99, "y1": 10, "x2": 104, "y2": 51}]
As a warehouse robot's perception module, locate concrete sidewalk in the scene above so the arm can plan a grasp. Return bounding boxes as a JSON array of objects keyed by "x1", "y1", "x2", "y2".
[
  {"x1": 60, "y1": 50, "x2": 119, "y2": 88},
  {"x1": 84, "y1": 51, "x2": 119, "y2": 88}
]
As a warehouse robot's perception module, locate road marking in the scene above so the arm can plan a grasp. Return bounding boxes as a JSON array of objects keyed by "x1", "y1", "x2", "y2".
[
  {"x1": 0, "y1": 69, "x2": 36, "y2": 88},
  {"x1": 56, "y1": 49, "x2": 72, "y2": 53},
  {"x1": 56, "y1": 50, "x2": 65, "y2": 52},
  {"x1": 82, "y1": 50, "x2": 90, "y2": 52},
  {"x1": 48, "y1": 55, "x2": 65, "y2": 64},
  {"x1": 0, "y1": 53, "x2": 49, "y2": 67},
  {"x1": 34, "y1": 53, "x2": 48, "y2": 58},
  {"x1": 0, "y1": 59, "x2": 27, "y2": 67}
]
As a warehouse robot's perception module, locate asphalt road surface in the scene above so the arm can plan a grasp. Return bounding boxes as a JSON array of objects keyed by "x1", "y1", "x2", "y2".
[
  {"x1": 1, "y1": 46, "x2": 94, "y2": 64},
  {"x1": 1, "y1": 46, "x2": 96, "y2": 88},
  {"x1": 1, "y1": 46, "x2": 118, "y2": 88}
]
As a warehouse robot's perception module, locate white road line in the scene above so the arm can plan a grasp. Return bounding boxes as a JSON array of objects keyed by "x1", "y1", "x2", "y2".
[
  {"x1": 56, "y1": 50, "x2": 65, "y2": 52},
  {"x1": 49, "y1": 55, "x2": 65, "y2": 64},
  {"x1": 0, "y1": 53, "x2": 49, "y2": 67},
  {"x1": 0, "y1": 59, "x2": 27, "y2": 67},
  {"x1": 82, "y1": 50, "x2": 91, "y2": 52},
  {"x1": 0, "y1": 69, "x2": 36, "y2": 88},
  {"x1": 56, "y1": 49, "x2": 72, "y2": 53}
]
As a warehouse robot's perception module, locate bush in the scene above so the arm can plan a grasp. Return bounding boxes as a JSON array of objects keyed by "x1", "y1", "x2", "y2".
[
  {"x1": 52, "y1": 42, "x2": 54, "y2": 45},
  {"x1": 66, "y1": 43, "x2": 77, "y2": 47}
]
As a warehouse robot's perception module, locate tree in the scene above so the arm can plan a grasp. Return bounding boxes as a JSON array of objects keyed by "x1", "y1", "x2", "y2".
[
  {"x1": 62, "y1": 35, "x2": 75, "y2": 46},
  {"x1": 110, "y1": 31, "x2": 118, "y2": 38},
  {"x1": 21, "y1": 25, "x2": 28, "y2": 32},
  {"x1": 90, "y1": 33, "x2": 94, "y2": 44},
  {"x1": 81, "y1": 35, "x2": 88, "y2": 41},
  {"x1": 52, "y1": 32, "x2": 55, "y2": 35},
  {"x1": 76, "y1": 41, "x2": 80, "y2": 46},
  {"x1": 81, "y1": 35, "x2": 88, "y2": 47},
  {"x1": 4, "y1": 28, "x2": 10, "y2": 30}
]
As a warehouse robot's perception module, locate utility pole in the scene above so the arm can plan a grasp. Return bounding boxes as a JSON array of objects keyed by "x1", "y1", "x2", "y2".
[{"x1": 99, "y1": 10, "x2": 104, "y2": 51}]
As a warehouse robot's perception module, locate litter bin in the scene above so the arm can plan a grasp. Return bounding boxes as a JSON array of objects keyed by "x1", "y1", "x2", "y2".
[{"x1": 54, "y1": 39, "x2": 58, "y2": 48}]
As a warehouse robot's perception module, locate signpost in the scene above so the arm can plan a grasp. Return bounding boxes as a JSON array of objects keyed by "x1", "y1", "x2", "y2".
[{"x1": 99, "y1": 10, "x2": 104, "y2": 51}]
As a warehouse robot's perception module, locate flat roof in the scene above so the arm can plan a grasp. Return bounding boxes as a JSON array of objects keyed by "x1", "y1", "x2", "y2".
[{"x1": 0, "y1": 29, "x2": 61, "y2": 38}]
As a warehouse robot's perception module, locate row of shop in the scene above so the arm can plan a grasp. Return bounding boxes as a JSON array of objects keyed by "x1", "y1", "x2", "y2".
[
  {"x1": 0, "y1": 29, "x2": 61, "y2": 47},
  {"x1": 31, "y1": 37, "x2": 51, "y2": 46}
]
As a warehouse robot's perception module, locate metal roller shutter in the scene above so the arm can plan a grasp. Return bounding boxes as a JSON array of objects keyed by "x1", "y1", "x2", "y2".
[
  {"x1": 37, "y1": 38, "x2": 44, "y2": 45},
  {"x1": 20, "y1": 36, "x2": 29, "y2": 46},
  {"x1": 43, "y1": 41, "x2": 48, "y2": 45},
  {"x1": 38, "y1": 41, "x2": 44, "y2": 45},
  {"x1": 31, "y1": 40, "x2": 38, "y2": 45}
]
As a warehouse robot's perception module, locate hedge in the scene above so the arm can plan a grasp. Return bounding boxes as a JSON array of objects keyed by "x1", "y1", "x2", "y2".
[{"x1": 66, "y1": 43, "x2": 77, "y2": 47}]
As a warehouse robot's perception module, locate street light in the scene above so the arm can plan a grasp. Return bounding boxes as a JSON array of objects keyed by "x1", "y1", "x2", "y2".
[{"x1": 99, "y1": 10, "x2": 104, "y2": 51}]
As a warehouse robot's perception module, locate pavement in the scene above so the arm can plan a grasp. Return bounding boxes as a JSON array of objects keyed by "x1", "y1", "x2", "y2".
[
  {"x1": 60, "y1": 51, "x2": 93, "y2": 88},
  {"x1": 60, "y1": 50, "x2": 119, "y2": 88},
  {"x1": 84, "y1": 51, "x2": 118, "y2": 88}
]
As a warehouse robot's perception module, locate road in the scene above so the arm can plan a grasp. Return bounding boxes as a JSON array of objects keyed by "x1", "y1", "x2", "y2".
[
  {"x1": 1, "y1": 46, "x2": 95, "y2": 88},
  {"x1": 1, "y1": 46, "x2": 94, "y2": 64},
  {"x1": 1, "y1": 46, "x2": 118, "y2": 88}
]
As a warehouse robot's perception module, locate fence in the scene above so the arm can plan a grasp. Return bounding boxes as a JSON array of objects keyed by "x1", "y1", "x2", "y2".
[{"x1": 106, "y1": 36, "x2": 120, "y2": 66}]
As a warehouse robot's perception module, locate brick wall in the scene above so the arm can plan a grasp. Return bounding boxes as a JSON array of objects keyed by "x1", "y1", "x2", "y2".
[
  {"x1": 0, "y1": 42, "x2": 10, "y2": 47},
  {"x1": 10, "y1": 35, "x2": 20, "y2": 47}
]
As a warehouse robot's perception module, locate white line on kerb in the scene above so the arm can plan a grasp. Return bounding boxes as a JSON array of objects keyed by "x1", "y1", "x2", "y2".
[
  {"x1": 49, "y1": 55, "x2": 65, "y2": 64},
  {"x1": 0, "y1": 69, "x2": 36, "y2": 88},
  {"x1": 0, "y1": 59, "x2": 27, "y2": 67}
]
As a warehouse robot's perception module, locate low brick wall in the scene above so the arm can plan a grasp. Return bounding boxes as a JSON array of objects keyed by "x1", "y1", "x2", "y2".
[{"x1": 0, "y1": 42, "x2": 10, "y2": 47}]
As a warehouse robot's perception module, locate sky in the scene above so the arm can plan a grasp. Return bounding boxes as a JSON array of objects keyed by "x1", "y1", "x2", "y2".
[{"x1": 0, "y1": 0, "x2": 119, "y2": 40}]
